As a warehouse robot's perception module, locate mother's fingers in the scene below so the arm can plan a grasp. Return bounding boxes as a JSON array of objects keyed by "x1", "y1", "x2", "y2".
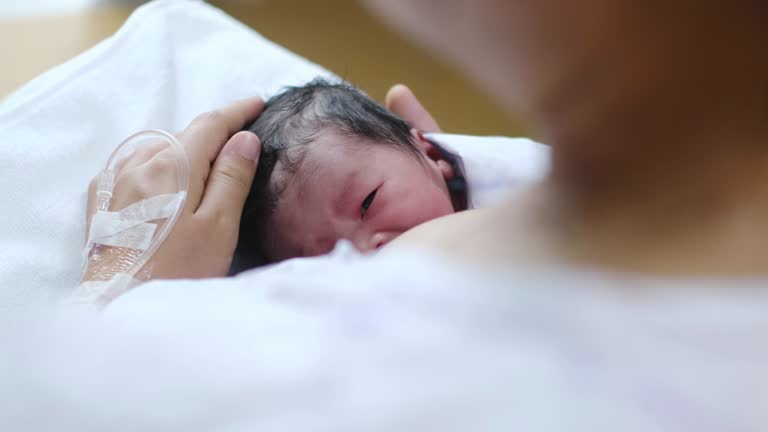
[
  {"x1": 179, "y1": 97, "x2": 264, "y2": 211},
  {"x1": 113, "y1": 140, "x2": 168, "y2": 175},
  {"x1": 181, "y1": 97, "x2": 264, "y2": 164},
  {"x1": 197, "y1": 131, "x2": 261, "y2": 223}
]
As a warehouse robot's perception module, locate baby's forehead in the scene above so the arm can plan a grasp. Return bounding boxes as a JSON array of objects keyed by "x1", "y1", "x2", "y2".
[
  {"x1": 270, "y1": 127, "x2": 423, "y2": 209},
  {"x1": 268, "y1": 132, "x2": 366, "y2": 206},
  {"x1": 280, "y1": 131, "x2": 391, "y2": 185},
  {"x1": 306, "y1": 130, "x2": 381, "y2": 162}
]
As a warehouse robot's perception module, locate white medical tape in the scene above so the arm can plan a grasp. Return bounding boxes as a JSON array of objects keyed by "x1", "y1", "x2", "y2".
[
  {"x1": 117, "y1": 192, "x2": 185, "y2": 223},
  {"x1": 89, "y1": 216, "x2": 158, "y2": 250},
  {"x1": 86, "y1": 192, "x2": 184, "y2": 251}
]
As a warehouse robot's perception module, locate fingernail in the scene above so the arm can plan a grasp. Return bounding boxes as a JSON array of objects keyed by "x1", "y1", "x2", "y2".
[{"x1": 229, "y1": 132, "x2": 261, "y2": 161}]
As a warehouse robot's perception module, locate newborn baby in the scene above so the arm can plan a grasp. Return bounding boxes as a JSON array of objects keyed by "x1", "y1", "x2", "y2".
[{"x1": 232, "y1": 78, "x2": 469, "y2": 270}]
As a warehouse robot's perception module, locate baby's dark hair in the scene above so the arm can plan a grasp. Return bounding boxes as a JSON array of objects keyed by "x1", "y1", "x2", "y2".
[{"x1": 231, "y1": 78, "x2": 423, "y2": 271}]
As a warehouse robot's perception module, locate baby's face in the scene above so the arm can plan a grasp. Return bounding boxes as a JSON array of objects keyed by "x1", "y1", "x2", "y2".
[{"x1": 265, "y1": 130, "x2": 455, "y2": 260}]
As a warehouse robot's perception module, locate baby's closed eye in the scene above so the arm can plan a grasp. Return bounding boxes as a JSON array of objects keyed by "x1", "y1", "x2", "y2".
[{"x1": 361, "y1": 188, "x2": 379, "y2": 218}]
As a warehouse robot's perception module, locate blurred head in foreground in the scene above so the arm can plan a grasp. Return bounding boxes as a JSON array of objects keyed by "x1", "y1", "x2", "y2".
[{"x1": 362, "y1": 0, "x2": 768, "y2": 182}]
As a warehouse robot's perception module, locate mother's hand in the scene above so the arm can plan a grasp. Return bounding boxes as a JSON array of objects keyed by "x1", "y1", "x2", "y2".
[{"x1": 85, "y1": 97, "x2": 264, "y2": 281}]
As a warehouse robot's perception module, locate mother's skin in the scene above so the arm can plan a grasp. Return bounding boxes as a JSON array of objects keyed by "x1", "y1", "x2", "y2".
[{"x1": 370, "y1": 0, "x2": 768, "y2": 276}]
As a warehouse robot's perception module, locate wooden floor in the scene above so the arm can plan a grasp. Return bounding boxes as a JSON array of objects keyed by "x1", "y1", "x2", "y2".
[{"x1": 0, "y1": 0, "x2": 527, "y2": 136}]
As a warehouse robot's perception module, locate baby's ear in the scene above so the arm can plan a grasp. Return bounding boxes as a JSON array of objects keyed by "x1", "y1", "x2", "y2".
[{"x1": 411, "y1": 128, "x2": 455, "y2": 180}]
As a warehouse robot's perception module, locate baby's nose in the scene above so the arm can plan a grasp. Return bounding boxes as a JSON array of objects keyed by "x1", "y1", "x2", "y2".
[{"x1": 366, "y1": 232, "x2": 399, "y2": 252}]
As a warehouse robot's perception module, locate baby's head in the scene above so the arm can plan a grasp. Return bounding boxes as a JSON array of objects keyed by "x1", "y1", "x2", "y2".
[{"x1": 234, "y1": 79, "x2": 466, "y2": 269}]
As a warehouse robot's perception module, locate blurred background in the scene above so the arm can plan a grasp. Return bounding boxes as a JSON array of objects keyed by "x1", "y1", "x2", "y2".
[{"x1": 0, "y1": 0, "x2": 527, "y2": 136}]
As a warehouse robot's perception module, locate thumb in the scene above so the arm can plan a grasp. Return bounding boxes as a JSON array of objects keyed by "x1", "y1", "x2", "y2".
[
  {"x1": 385, "y1": 84, "x2": 442, "y2": 133},
  {"x1": 197, "y1": 131, "x2": 261, "y2": 220}
]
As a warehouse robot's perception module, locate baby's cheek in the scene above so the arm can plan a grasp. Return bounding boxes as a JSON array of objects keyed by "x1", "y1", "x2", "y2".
[
  {"x1": 410, "y1": 188, "x2": 455, "y2": 223},
  {"x1": 380, "y1": 181, "x2": 454, "y2": 231}
]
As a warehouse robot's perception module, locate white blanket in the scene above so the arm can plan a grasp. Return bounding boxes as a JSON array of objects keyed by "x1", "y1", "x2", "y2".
[
  {"x1": 4, "y1": 245, "x2": 767, "y2": 431},
  {"x1": 0, "y1": 0, "x2": 548, "y2": 307}
]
